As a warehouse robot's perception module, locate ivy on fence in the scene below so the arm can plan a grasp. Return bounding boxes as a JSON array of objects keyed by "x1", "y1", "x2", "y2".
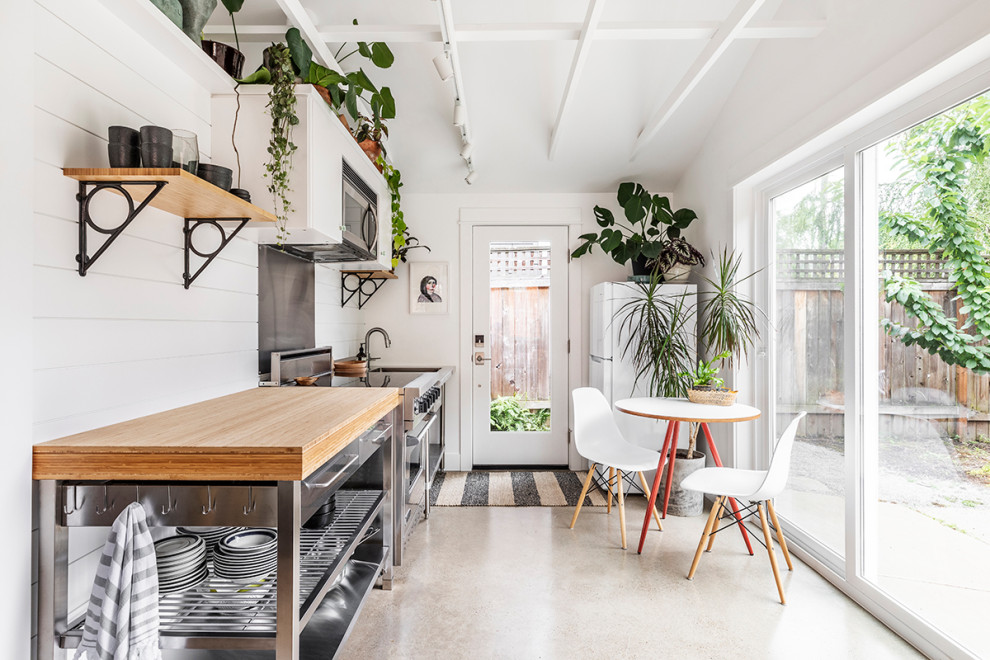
[{"x1": 881, "y1": 95, "x2": 990, "y2": 374}]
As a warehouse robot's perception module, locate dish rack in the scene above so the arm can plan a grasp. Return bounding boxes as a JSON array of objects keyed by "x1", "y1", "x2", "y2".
[{"x1": 37, "y1": 416, "x2": 397, "y2": 659}]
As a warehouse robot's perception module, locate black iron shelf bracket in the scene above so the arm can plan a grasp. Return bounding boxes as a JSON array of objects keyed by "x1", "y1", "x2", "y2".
[
  {"x1": 76, "y1": 180, "x2": 167, "y2": 276},
  {"x1": 183, "y1": 218, "x2": 251, "y2": 289},
  {"x1": 341, "y1": 272, "x2": 387, "y2": 309}
]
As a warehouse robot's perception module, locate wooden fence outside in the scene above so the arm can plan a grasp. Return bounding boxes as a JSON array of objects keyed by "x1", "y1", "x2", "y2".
[
  {"x1": 776, "y1": 250, "x2": 990, "y2": 442},
  {"x1": 489, "y1": 247, "x2": 552, "y2": 401}
]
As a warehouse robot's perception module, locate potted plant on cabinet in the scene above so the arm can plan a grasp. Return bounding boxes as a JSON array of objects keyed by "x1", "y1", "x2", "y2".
[
  {"x1": 354, "y1": 115, "x2": 388, "y2": 170},
  {"x1": 201, "y1": 0, "x2": 245, "y2": 78},
  {"x1": 571, "y1": 182, "x2": 704, "y2": 278}
]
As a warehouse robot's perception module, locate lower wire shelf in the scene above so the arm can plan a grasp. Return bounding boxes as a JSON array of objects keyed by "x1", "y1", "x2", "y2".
[{"x1": 60, "y1": 489, "x2": 385, "y2": 651}]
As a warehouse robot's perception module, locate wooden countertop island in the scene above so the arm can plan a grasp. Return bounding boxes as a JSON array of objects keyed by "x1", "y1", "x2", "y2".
[{"x1": 33, "y1": 387, "x2": 402, "y2": 481}]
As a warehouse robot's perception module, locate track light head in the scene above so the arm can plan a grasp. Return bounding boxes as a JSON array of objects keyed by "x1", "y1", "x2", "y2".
[
  {"x1": 465, "y1": 170, "x2": 478, "y2": 185},
  {"x1": 459, "y1": 141, "x2": 474, "y2": 160},
  {"x1": 452, "y1": 101, "x2": 466, "y2": 127},
  {"x1": 433, "y1": 52, "x2": 453, "y2": 82}
]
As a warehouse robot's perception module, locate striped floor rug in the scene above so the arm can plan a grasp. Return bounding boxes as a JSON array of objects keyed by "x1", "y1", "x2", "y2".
[{"x1": 429, "y1": 471, "x2": 609, "y2": 507}]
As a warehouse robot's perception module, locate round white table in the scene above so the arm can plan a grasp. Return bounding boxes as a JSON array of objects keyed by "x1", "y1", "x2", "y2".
[{"x1": 614, "y1": 397, "x2": 761, "y2": 554}]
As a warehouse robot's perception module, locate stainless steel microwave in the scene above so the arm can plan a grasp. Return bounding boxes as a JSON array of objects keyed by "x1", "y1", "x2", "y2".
[{"x1": 277, "y1": 159, "x2": 378, "y2": 263}]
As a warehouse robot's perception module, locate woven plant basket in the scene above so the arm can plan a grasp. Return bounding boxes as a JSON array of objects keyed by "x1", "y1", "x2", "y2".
[{"x1": 687, "y1": 388, "x2": 738, "y2": 406}]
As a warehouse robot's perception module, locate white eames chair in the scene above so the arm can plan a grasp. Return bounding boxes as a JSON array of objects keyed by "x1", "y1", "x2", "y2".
[
  {"x1": 569, "y1": 388, "x2": 664, "y2": 549},
  {"x1": 681, "y1": 411, "x2": 807, "y2": 604}
]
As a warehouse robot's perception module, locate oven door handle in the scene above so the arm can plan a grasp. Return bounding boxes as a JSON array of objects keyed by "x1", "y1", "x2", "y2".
[
  {"x1": 409, "y1": 412, "x2": 438, "y2": 444},
  {"x1": 406, "y1": 412, "x2": 437, "y2": 493}
]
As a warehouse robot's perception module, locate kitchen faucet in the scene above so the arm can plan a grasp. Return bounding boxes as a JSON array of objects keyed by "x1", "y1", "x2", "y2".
[{"x1": 364, "y1": 327, "x2": 391, "y2": 367}]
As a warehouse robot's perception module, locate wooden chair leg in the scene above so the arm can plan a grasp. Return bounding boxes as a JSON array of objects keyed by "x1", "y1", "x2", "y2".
[
  {"x1": 569, "y1": 464, "x2": 597, "y2": 529},
  {"x1": 705, "y1": 497, "x2": 725, "y2": 552},
  {"x1": 617, "y1": 469, "x2": 627, "y2": 549},
  {"x1": 766, "y1": 500, "x2": 793, "y2": 571},
  {"x1": 688, "y1": 496, "x2": 723, "y2": 579},
  {"x1": 607, "y1": 467, "x2": 615, "y2": 513},
  {"x1": 638, "y1": 471, "x2": 663, "y2": 532},
  {"x1": 757, "y1": 502, "x2": 786, "y2": 605}
]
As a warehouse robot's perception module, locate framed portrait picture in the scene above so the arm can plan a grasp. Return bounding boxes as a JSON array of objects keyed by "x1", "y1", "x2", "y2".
[{"x1": 410, "y1": 262, "x2": 449, "y2": 315}]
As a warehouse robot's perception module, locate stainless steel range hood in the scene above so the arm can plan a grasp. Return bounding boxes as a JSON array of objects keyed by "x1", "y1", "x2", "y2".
[{"x1": 276, "y1": 241, "x2": 374, "y2": 263}]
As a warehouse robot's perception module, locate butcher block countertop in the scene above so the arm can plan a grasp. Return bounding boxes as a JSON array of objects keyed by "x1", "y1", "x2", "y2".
[{"x1": 32, "y1": 387, "x2": 402, "y2": 481}]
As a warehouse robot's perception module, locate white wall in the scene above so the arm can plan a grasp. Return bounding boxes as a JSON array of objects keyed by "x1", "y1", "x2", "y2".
[
  {"x1": 25, "y1": 2, "x2": 365, "y2": 655},
  {"x1": 674, "y1": 0, "x2": 990, "y2": 470},
  {"x1": 3, "y1": 0, "x2": 35, "y2": 657},
  {"x1": 361, "y1": 191, "x2": 682, "y2": 469}
]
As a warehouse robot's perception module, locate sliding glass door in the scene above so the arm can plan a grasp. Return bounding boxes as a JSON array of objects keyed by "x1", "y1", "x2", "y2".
[
  {"x1": 765, "y1": 91, "x2": 990, "y2": 659},
  {"x1": 770, "y1": 168, "x2": 846, "y2": 560},
  {"x1": 860, "y1": 94, "x2": 990, "y2": 658}
]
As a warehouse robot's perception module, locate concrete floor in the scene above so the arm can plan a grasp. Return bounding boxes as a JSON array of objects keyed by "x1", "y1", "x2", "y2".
[{"x1": 341, "y1": 499, "x2": 923, "y2": 659}]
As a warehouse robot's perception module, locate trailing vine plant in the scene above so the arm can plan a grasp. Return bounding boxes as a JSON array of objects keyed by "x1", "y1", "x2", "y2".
[
  {"x1": 264, "y1": 43, "x2": 299, "y2": 245},
  {"x1": 881, "y1": 95, "x2": 990, "y2": 373},
  {"x1": 377, "y1": 156, "x2": 430, "y2": 268}
]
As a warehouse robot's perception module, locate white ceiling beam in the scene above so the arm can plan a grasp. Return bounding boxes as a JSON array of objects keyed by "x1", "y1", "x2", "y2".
[
  {"x1": 206, "y1": 21, "x2": 824, "y2": 44},
  {"x1": 631, "y1": 0, "x2": 767, "y2": 159},
  {"x1": 272, "y1": 0, "x2": 340, "y2": 69},
  {"x1": 737, "y1": 21, "x2": 825, "y2": 39},
  {"x1": 548, "y1": 0, "x2": 608, "y2": 161}
]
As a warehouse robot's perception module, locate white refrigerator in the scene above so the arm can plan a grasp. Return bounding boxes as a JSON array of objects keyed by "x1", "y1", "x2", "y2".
[{"x1": 589, "y1": 281, "x2": 697, "y2": 494}]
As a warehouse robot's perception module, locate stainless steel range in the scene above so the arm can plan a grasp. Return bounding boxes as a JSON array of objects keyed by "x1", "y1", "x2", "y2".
[
  {"x1": 337, "y1": 366, "x2": 452, "y2": 566},
  {"x1": 263, "y1": 347, "x2": 451, "y2": 566}
]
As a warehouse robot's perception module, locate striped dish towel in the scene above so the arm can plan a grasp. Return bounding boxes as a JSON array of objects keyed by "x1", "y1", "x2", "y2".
[{"x1": 75, "y1": 502, "x2": 162, "y2": 660}]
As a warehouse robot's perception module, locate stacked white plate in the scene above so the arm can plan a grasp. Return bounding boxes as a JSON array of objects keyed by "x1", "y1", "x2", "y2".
[
  {"x1": 155, "y1": 534, "x2": 208, "y2": 594},
  {"x1": 176, "y1": 526, "x2": 242, "y2": 551},
  {"x1": 213, "y1": 528, "x2": 279, "y2": 582}
]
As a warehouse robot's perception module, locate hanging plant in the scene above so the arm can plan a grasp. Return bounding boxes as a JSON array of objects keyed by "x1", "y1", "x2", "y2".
[
  {"x1": 264, "y1": 43, "x2": 298, "y2": 245},
  {"x1": 378, "y1": 156, "x2": 430, "y2": 268}
]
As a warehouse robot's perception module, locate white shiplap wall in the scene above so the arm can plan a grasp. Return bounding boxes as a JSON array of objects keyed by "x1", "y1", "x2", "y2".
[
  {"x1": 28, "y1": 1, "x2": 366, "y2": 655},
  {"x1": 316, "y1": 263, "x2": 365, "y2": 358}
]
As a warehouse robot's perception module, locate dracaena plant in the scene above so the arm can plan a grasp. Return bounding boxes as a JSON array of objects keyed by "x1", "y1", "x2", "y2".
[{"x1": 572, "y1": 182, "x2": 701, "y2": 270}]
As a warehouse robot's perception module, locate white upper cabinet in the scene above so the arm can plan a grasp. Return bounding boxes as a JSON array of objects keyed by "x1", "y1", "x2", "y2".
[{"x1": 212, "y1": 85, "x2": 392, "y2": 269}]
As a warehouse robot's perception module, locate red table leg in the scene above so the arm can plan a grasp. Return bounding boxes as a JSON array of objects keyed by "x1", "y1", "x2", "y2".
[
  {"x1": 701, "y1": 422, "x2": 754, "y2": 556},
  {"x1": 638, "y1": 420, "x2": 674, "y2": 554},
  {"x1": 661, "y1": 421, "x2": 680, "y2": 518}
]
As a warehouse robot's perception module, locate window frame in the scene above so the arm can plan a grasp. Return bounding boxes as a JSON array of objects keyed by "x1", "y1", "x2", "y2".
[{"x1": 745, "y1": 57, "x2": 990, "y2": 660}]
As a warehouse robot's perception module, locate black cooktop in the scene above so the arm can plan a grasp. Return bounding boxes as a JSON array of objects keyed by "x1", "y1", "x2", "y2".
[{"x1": 288, "y1": 372, "x2": 426, "y2": 389}]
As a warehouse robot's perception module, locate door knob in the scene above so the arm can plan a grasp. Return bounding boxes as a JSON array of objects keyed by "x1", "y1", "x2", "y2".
[{"x1": 473, "y1": 352, "x2": 501, "y2": 368}]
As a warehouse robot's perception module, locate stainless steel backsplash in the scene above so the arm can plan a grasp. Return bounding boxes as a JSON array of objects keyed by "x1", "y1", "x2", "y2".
[{"x1": 258, "y1": 246, "x2": 316, "y2": 375}]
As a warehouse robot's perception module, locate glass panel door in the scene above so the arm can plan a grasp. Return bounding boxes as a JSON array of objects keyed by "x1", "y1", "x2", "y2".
[
  {"x1": 861, "y1": 93, "x2": 990, "y2": 658},
  {"x1": 471, "y1": 226, "x2": 569, "y2": 466},
  {"x1": 770, "y1": 167, "x2": 846, "y2": 558}
]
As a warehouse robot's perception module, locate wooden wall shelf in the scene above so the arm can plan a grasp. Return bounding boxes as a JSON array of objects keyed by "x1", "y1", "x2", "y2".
[
  {"x1": 63, "y1": 168, "x2": 276, "y2": 224},
  {"x1": 341, "y1": 270, "x2": 397, "y2": 309},
  {"x1": 63, "y1": 168, "x2": 275, "y2": 289}
]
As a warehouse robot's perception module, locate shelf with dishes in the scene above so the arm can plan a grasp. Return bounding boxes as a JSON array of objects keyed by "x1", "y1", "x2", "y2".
[
  {"x1": 62, "y1": 168, "x2": 276, "y2": 289},
  {"x1": 59, "y1": 489, "x2": 386, "y2": 650}
]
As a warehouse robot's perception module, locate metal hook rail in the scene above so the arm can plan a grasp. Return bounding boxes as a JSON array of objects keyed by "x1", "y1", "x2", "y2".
[
  {"x1": 95, "y1": 485, "x2": 114, "y2": 515},
  {"x1": 201, "y1": 484, "x2": 217, "y2": 514},
  {"x1": 161, "y1": 485, "x2": 177, "y2": 515}
]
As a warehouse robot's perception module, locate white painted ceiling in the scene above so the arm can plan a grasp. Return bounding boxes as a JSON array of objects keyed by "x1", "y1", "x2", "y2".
[{"x1": 206, "y1": 0, "x2": 827, "y2": 193}]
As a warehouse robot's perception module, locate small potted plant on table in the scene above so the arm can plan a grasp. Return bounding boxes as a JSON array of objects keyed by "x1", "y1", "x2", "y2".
[{"x1": 682, "y1": 350, "x2": 737, "y2": 406}]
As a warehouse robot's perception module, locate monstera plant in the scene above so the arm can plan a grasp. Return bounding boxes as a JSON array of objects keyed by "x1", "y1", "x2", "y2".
[{"x1": 572, "y1": 182, "x2": 703, "y2": 276}]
